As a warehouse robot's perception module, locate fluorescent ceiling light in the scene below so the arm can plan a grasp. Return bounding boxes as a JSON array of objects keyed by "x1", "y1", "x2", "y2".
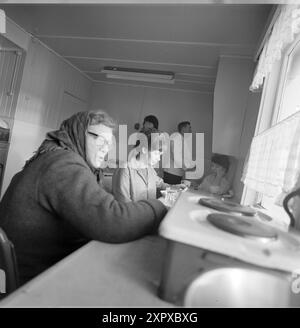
[
  {"x1": 0, "y1": 10, "x2": 6, "y2": 33},
  {"x1": 106, "y1": 73, "x2": 175, "y2": 84},
  {"x1": 101, "y1": 66, "x2": 175, "y2": 84}
]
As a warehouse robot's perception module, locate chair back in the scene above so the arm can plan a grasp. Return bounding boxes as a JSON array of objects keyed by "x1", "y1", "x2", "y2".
[{"x1": 0, "y1": 227, "x2": 19, "y2": 299}]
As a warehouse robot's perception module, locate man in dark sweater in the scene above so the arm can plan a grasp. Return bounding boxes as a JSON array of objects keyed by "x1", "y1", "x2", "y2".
[{"x1": 0, "y1": 111, "x2": 167, "y2": 285}]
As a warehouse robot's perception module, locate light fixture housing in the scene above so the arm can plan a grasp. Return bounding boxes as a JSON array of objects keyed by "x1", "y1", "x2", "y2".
[
  {"x1": 101, "y1": 66, "x2": 175, "y2": 84},
  {"x1": 0, "y1": 9, "x2": 6, "y2": 33}
]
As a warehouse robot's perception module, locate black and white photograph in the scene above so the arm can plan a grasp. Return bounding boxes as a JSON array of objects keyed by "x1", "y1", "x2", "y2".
[{"x1": 0, "y1": 0, "x2": 300, "y2": 313}]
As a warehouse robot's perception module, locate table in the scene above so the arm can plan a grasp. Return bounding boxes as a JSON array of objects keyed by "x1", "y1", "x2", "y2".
[{"x1": 0, "y1": 236, "x2": 175, "y2": 307}]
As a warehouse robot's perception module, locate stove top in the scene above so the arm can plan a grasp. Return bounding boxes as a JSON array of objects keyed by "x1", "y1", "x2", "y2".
[
  {"x1": 207, "y1": 213, "x2": 278, "y2": 242},
  {"x1": 199, "y1": 197, "x2": 257, "y2": 216},
  {"x1": 159, "y1": 191, "x2": 300, "y2": 273}
]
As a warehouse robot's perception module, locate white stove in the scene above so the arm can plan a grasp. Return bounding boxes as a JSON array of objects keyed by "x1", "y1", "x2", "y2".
[{"x1": 158, "y1": 190, "x2": 300, "y2": 307}]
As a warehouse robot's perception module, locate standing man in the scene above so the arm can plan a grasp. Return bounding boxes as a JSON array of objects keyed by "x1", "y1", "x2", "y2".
[
  {"x1": 163, "y1": 121, "x2": 195, "y2": 184},
  {"x1": 140, "y1": 115, "x2": 159, "y2": 135},
  {"x1": 135, "y1": 114, "x2": 159, "y2": 147}
]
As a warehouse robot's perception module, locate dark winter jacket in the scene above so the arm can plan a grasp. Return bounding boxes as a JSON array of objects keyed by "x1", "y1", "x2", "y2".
[{"x1": 0, "y1": 112, "x2": 167, "y2": 284}]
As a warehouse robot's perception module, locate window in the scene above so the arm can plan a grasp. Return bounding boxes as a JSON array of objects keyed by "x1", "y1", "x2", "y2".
[
  {"x1": 276, "y1": 36, "x2": 300, "y2": 123},
  {"x1": 262, "y1": 36, "x2": 300, "y2": 226},
  {"x1": 243, "y1": 34, "x2": 300, "y2": 229}
]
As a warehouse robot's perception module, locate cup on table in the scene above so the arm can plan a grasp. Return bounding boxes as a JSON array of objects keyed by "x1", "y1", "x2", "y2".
[
  {"x1": 181, "y1": 180, "x2": 191, "y2": 188},
  {"x1": 161, "y1": 188, "x2": 180, "y2": 207}
]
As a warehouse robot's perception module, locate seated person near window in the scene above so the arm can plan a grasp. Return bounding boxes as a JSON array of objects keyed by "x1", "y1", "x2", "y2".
[
  {"x1": 113, "y1": 134, "x2": 183, "y2": 202},
  {"x1": 198, "y1": 154, "x2": 232, "y2": 196}
]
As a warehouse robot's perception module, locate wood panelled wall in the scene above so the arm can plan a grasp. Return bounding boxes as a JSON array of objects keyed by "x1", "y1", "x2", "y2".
[
  {"x1": 1, "y1": 36, "x2": 93, "y2": 197},
  {"x1": 15, "y1": 38, "x2": 92, "y2": 128},
  {"x1": 0, "y1": 35, "x2": 23, "y2": 121},
  {"x1": 0, "y1": 34, "x2": 24, "y2": 194}
]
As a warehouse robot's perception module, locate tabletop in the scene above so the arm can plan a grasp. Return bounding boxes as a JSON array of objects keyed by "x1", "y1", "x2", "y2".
[{"x1": 0, "y1": 235, "x2": 175, "y2": 307}]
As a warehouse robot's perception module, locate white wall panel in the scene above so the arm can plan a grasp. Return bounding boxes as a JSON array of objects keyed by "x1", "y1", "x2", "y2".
[
  {"x1": 59, "y1": 92, "x2": 88, "y2": 124},
  {"x1": 213, "y1": 56, "x2": 261, "y2": 201},
  {"x1": 15, "y1": 38, "x2": 92, "y2": 128},
  {"x1": 90, "y1": 82, "x2": 213, "y2": 177},
  {"x1": 213, "y1": 57, "x2": 255, "y2": 157},
  {"x1": 1, "y1": 120, "x2": 51, "y2": 196},
  {"x1": 0, "y1": 34, "x2": 23, "y2": 120},
  {"x1": 0, "y1": 51, "x2": 15, "y2": 118},
  {"x1": 4, "y1": 17, "x2": 30, "y2": 51},
  {"x1": 1, "y1": 36, "x2": 92, "y2": 198}
]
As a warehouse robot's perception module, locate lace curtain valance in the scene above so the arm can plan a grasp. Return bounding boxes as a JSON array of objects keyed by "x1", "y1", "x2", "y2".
[
  {"x1": 250, "y1": 4, "x2": 300, "y2": 91},
  {"x1": 242, "y1": 111, "x2": 300, "y2": 199}
]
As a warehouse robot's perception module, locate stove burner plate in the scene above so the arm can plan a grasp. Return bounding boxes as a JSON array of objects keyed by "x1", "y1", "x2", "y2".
[
  {"x1": 207, "y1": 213, "x2": 278, "y2": 241},
  {"x1": 199, "y1": 197, "x2": 257, "y2": 216}
]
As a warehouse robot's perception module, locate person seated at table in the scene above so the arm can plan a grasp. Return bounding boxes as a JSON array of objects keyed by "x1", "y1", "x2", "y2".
[
  {"x1": 198, "y1": 153, "x2": 232, "y2": 196},
  {"x1": 112, "y1": 133, "x2": 185, "y2": 202},
  {"x1": 0, "y1": 111, "x2": 168, "y2": 285}
]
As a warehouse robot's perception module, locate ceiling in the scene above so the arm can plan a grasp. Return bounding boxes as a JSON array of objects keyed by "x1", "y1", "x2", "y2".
[{"x1": 0, "y1": 3, "x2": 273, "y2": 93}]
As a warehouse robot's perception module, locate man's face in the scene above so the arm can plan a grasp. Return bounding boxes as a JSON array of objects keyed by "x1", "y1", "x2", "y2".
[
  {"x1": 143, "y1": 121, "x2": 154, "y2": 132},
  {"x1": 85, "y1": 124, "x2": 113, "y2": 169},
  {"x1": 181, "y1": 124, "x2": 192, "y2": 134}
]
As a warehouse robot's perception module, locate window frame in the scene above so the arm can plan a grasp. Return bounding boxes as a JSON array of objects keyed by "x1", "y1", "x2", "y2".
[
  {"x1": 242, "y1": 33, "x2": 300, "y2": 225},
  {"x1": 271, "y1": 33, "x2": 300, "y2": 126}
]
